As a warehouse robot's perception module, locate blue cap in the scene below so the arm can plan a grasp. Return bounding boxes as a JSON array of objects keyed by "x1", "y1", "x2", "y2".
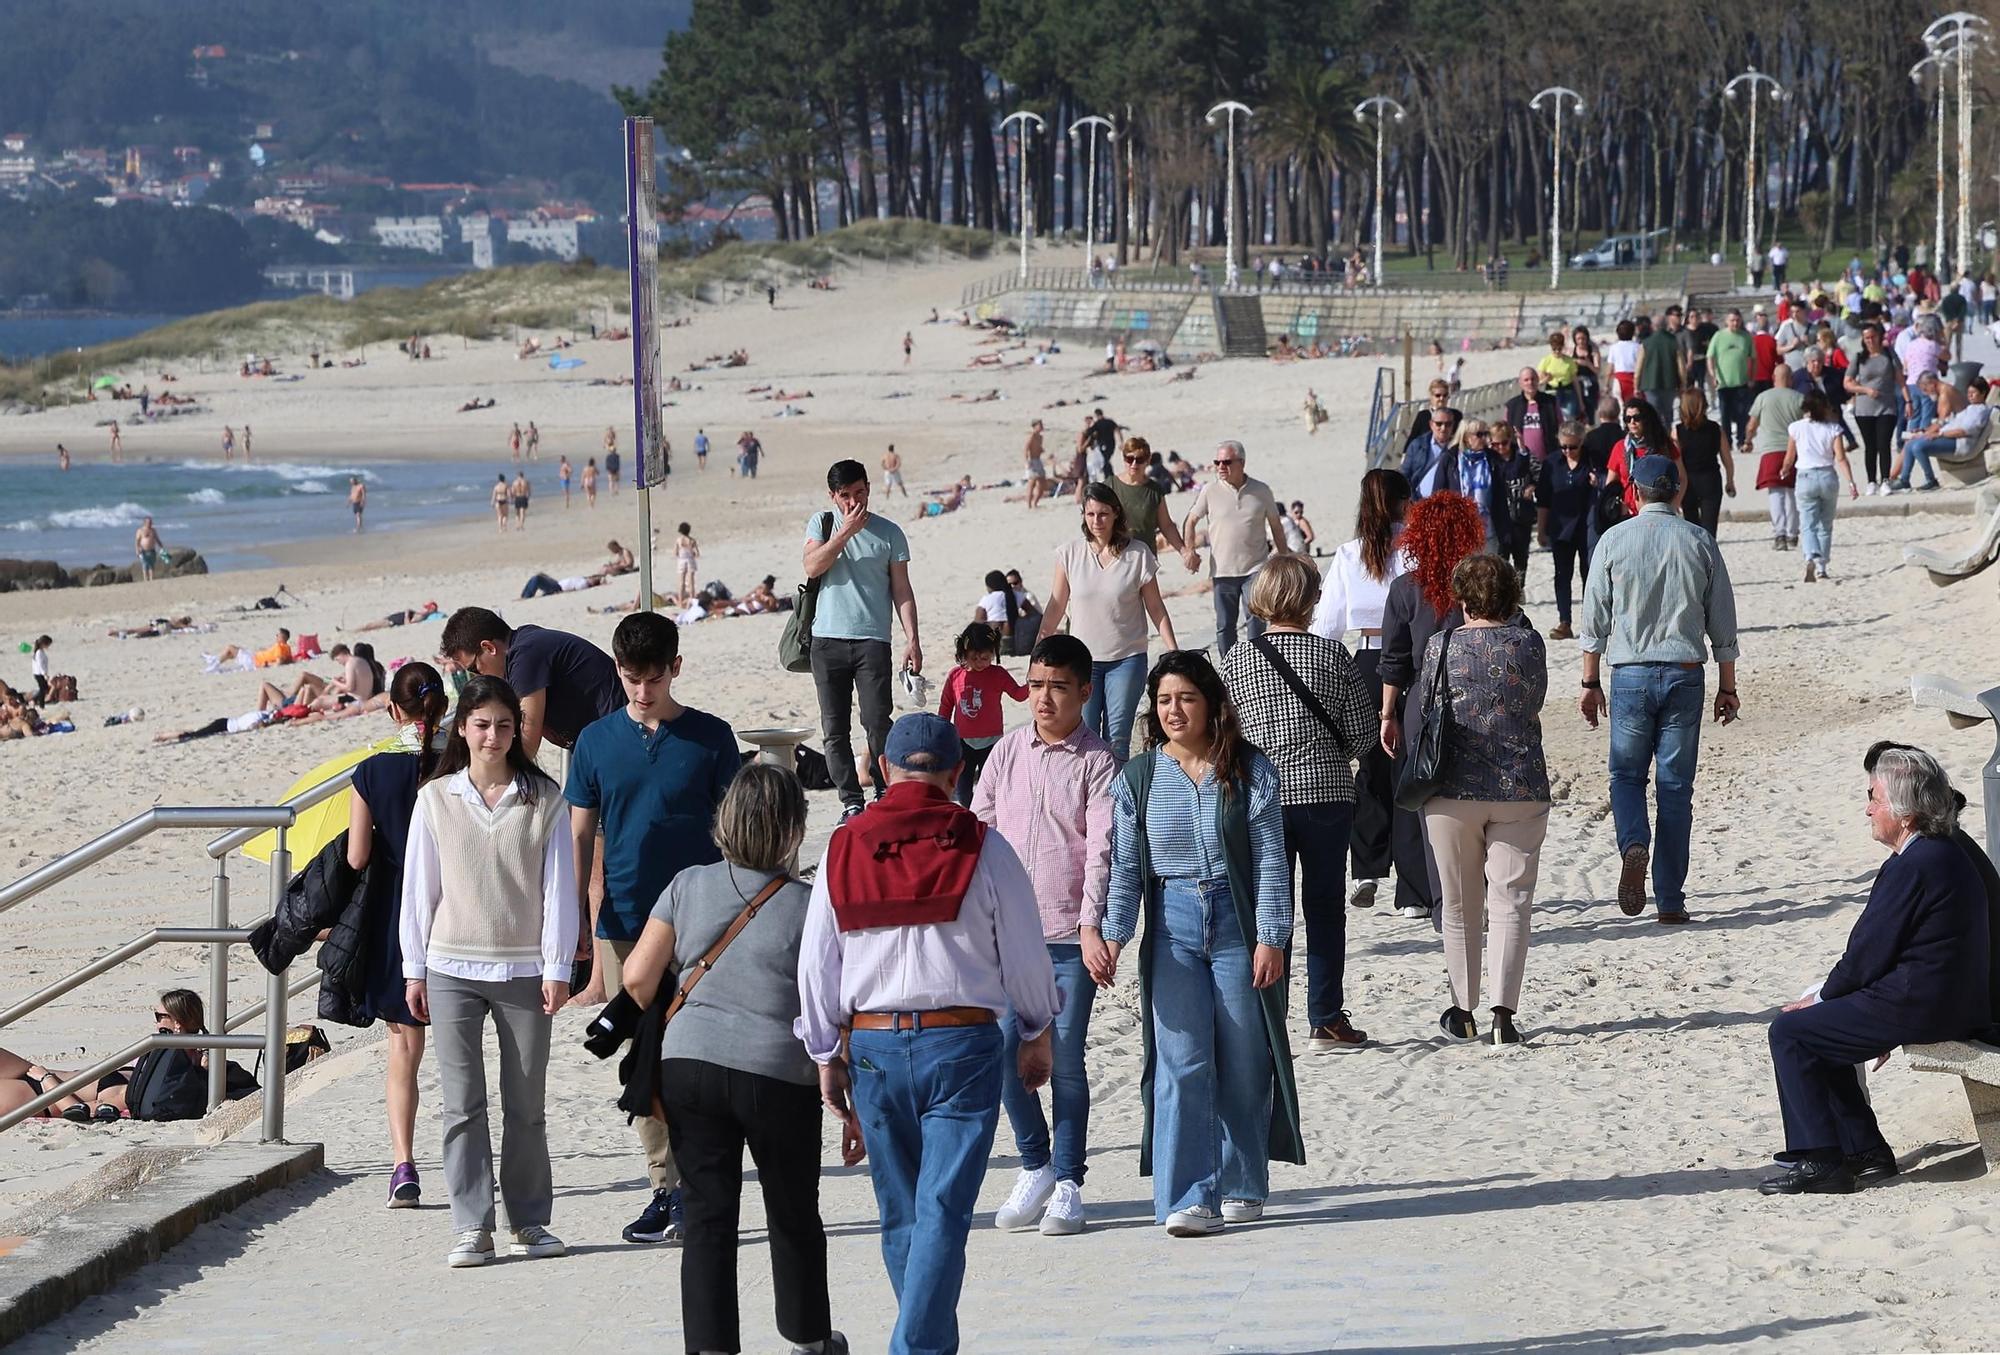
[
  {"x1": 883, "y1": 713, "x2": 962, "y2": 771},
  {"x1": 1629, "y1": 454, "x2": 1679, "y2": 494}
]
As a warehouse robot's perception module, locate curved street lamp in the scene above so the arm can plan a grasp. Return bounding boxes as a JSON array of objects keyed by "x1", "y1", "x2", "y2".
[
  {"x1": 1206, "y1": 100, "x2": 1254, "y2": 288},
  {"x1": 1529, "y1": 87, "x2": 1585, "y2": 290},
  {"x1": 1723, "y1": 67, "x2": 1785, "y2": 288},
  {"x1": 1913, "y1": 51, "x2": 1951, "y2": 275},
  {"x1": 1353, "y1": 96, "x2": 1406, "y2": 288},
  {"x1": 1000, "y1": 110, "x2": 1046, "y2": 282},
  {"x1": 1927, "y1": 13, "x2": 1992, "y2": 274},
  {"x1": 1068, "y1": 115, "x2": 1117, "y2": 278}
]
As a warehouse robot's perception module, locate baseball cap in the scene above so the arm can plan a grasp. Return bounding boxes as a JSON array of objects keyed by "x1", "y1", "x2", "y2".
[
  {"x1": 1629, "y1": 455, "x2": 1679, "y2": 494},
  {"x1": 883, "y1": 712, "x2": 962, "y2": 771}
]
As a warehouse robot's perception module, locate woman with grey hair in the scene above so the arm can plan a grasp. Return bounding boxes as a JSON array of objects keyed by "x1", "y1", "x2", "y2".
[
  {"x1": 590, "y1": 763, "x2": 849, "y2": 1354},
  {"x1": 1759, "y1": 743, "x2": 1991, "y2": 1196}
]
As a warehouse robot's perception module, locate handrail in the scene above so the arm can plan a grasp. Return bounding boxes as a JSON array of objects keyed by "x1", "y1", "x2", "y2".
[
  {"x1": 0, "y1": 1030, "x2": 266, "y2": 1134},
  {"x1": 208, "y1": 769, "x2": 355, "y2": 859},
  {"x1": 0, "y1": 807, "x2": 294, "y2": 917},
  {"x1": 225, "y1": 969, "x2": 321, "y2": 1033},
  {"x1": 0, "y1": 927, "x2": 251, "y2": 1030}
]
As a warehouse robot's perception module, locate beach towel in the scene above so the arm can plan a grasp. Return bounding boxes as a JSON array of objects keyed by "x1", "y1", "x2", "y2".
[{"x1": 548, "y1": 356, "x2": 585, "y2": 371}]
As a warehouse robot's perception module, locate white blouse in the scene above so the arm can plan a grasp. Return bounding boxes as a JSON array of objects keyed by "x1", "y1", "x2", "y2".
[
  {"x1": 1310, "y1": 535, "x2": 1409, "y2": 639},
  {"x1": 1787, "y1": 417, "x2": 1844, "y2": 472}
]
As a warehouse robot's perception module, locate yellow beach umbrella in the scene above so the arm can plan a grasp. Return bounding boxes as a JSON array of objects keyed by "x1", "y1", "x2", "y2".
[{"x1": 240, "y1": 735, "x2": 404, "y2": 865}]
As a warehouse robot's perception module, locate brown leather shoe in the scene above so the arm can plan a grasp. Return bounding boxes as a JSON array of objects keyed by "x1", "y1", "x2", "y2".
[{"x1": 1548, "y1": 622, "x2": 1575, "y2": 640}]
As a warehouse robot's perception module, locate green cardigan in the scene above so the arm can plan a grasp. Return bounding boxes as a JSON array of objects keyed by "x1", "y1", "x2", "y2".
[{"x1": 1121, "y1": 753, "x2": 1306, "y2": 1176}]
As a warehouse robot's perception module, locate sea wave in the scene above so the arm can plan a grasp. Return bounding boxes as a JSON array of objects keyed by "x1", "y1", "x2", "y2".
[
  {"x1": 48, "y1": 501, "x2": 155, "y2": 529},
  {"x1": 173, "y1": 460, "x2": 378, "y2": 482},
  {"x1": 288, "y1": 480, "x2": 331, "y2": 495},
  {"x1": 3, "y1": 518, "x2": 41, "y2": 532},
  {"x1": 186, "y1": 488, "x2": 226, "y2": 505}
]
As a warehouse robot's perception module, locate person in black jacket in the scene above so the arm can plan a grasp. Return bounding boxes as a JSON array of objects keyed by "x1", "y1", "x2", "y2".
[
  {"x1": 1503, "y1": 368, "x2": 1565, "y2": 463},
  {"x1": 1761, "y1": 746, "x2": 1992, "y2": 1195},
  {"x1": 347, "y1": 661, "x2": 448, "y2": 1209}
]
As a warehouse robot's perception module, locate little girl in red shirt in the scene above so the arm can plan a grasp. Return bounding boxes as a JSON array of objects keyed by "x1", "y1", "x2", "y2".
[{"x1": 937, "y1": 621, "x2": 1027, "y2": 805}]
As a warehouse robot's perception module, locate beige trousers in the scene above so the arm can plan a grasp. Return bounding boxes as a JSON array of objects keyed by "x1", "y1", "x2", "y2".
[
  {"x1": 1423, "y1": 798, "x2": 1550, "y2": 1014},
  {"x1": 599, "y1": 937, "x2": 679, "y2": 1192}
]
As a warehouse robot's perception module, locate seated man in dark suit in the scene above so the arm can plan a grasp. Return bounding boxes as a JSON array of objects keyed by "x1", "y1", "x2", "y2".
[
  {"x1": 1865, "y1": 741, "x2": 2000, "y2": 1043},
  {"x1": 1762, "y1": 746, "x2": 1993, "y2": 1195}
]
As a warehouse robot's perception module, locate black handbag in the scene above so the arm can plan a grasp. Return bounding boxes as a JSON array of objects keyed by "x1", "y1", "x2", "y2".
[
  {"x1": 1393, "y1": 627, "x2": 1456, "y2": 811},
  {"x1": 778, "y1": 512, "x2": 834, "y2": 673}
]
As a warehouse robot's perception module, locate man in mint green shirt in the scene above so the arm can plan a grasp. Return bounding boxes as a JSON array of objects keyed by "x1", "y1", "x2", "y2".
[
  {"x1": 1707, "y1": 308, "x2": 1756, "y2": 447},
  {"x1": 804, "y1": 458, "x2": 922, "y2": 817}
]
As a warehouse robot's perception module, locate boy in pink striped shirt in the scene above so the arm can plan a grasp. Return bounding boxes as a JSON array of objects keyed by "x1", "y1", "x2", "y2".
[{"x1": 970, "y1": 633, "x2": 1118, "y2": 1236}]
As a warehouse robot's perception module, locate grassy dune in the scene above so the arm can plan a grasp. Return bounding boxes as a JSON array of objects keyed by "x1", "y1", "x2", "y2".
[{"x1": 0, "y1": 220, "x2": 995, "y2": 407}]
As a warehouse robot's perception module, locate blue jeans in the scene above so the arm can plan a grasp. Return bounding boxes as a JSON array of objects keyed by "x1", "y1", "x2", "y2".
[
  {"x1": 1283, "y1": 801, "x2": 1352, "y2": 1025},
  {"x1": 520, "y1": 572, "x2": 562, "y2": 598},
  {"x1": 1608, "y1": 664, "x2": 1705, "y2": 916},
  {"x1": 849, "y1": 1023, "x2": 1003, "y2": 1355},
  {"x1": 1149, "y1": 877, "x2": 1272, "y2": 1220},
  {"x1": 1000, "y1": 944, "x2": 1095, "y2": 1184},
  {"x1": 1794, "y1": 467, "x2": 1840, "y2": 565},
  {"x1": 1210, "y1": 574, "x2": 1265, "y2": 659},
  {"x1": 1896, "y1": 437, "x2": 1949, "y2": 489},
  {"x1": 1082, "y1": 651, "x2": 1148, "y2": 763}
]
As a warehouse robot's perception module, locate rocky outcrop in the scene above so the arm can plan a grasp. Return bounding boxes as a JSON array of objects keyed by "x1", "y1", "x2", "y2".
[{"x1": 0, "y1": 548, "x2": 207, "y2": 592}]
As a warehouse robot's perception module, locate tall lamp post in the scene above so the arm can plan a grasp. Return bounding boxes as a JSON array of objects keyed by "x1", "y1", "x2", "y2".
[
  {"x1": 1206, "y1": 100, "x2": 1254, "y2": 288},
  {"x1": 1001, "y1": 110, "x2": 1045, "y2": 282},
  {"x1": 1353, "y1": 95, "x2": 1406, "y2": 287},
  {"x1": 1927, "y1": 13, "x2": 1992, "y2": 276},
  {"x1": 1914, "y1": 51, "x2": 1950, "y2": 275},
  {"x1": 1529, "y1": 87, "x2": 1585, "y2": 290},
  {"x1": 1723, "y1": 67, "x2": 1785, "y2": 288},
  {"x1": 1068, "y1": 114, "x2": 1116, "y2": 277}
]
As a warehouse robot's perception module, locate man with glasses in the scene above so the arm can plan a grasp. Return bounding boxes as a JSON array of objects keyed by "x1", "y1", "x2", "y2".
[
  {"x1": 1399, "y1": 408, "x2": 1459, "y2": 502},
  {"x1": 1537, "y1": 421, "x2": 1597, "y2": 639},
  {"x1": 1181, "y1": 440, "x2": 1291, "y2": 656}
]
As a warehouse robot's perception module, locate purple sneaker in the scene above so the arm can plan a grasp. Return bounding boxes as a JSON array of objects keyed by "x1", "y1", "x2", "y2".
[{"x1": 388, "y1": 1161, "x2": 421, "y2": 1209}]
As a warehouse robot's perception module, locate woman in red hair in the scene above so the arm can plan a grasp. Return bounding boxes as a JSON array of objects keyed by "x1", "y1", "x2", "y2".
[{"x1": 1374, "y1": 491, "x2": 1486, "y2": 920}]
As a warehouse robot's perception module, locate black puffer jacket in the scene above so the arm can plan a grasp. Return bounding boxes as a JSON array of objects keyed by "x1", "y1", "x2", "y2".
[{"x1": 248, "y1": 835, "x2": 372, "y2": 1025}]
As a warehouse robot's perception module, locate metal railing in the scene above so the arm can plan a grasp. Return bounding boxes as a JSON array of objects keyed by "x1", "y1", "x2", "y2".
[
  {"x1": 962, "y1": 261, "x2": 1696, "y2": 308},
  {"x1": 0, "y1": 806, "x2": 300, "y2": 1139},
  {"x1": 1364, "y1": 374, "x2": 1521, "y2": 473}
]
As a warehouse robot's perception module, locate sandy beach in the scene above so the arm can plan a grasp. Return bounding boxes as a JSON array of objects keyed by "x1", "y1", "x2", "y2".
[{"x1": 5, "y1": 252, "x2": 2000, "y2": 1350}]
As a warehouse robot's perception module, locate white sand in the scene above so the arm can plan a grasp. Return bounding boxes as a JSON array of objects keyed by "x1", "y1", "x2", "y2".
[{"x1": 4, "y1": 255, "x2": 2000, "y2": 1350}]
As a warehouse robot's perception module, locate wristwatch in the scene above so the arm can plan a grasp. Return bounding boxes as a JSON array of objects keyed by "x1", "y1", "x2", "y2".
[{"x1": 1580, "y1": 679, "x2": 1602, "y2": 690}]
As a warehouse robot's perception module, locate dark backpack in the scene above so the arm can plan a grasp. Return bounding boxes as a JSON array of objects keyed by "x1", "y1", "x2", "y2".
[{"x1": 128, "y1": 1046, "x2": 257, "y2": 1120}]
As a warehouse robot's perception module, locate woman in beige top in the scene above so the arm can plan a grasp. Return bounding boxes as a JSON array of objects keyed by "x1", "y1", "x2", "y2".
[{"x1": 1036, "y1": 483, "x2": 1178, "y2": 761}]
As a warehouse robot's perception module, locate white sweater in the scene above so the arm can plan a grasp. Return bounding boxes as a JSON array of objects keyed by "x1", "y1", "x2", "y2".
[{"x1": 400, "y1": 771, "x2": 577, "y2": 982}]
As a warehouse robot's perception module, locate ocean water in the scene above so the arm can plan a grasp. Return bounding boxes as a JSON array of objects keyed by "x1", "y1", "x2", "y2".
[
  {"x1": 0, "y1": 314, "x2": 180, "y2": 364},
  {"x1": 0, "y1": 458, "x2": 503, "y2": 571}
]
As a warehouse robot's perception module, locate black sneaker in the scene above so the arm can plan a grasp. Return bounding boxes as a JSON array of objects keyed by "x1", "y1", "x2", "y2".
[
  {"x1": 1439, "y1": 1006, "x2": 1478, "y2": 1042},
  {"x1": 622, "y1": 1186, "x2": 684, "y2": 1244},
  {"x1": 1489, "y1": 1008, "x2": 1523, "y2": 1046},
  {"x1": 839, "y1": 803, "x2": 866, "y2": 823}
]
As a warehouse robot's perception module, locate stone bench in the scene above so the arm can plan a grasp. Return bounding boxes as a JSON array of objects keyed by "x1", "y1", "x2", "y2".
[
  {"x1": 1903, "y1": 499, "x2": 2000, "y2": 584},
  {"x1": 1905, "y1": 1039, "x2": 2000, "y2": 1171},
  {"x1": 1908, "y1": 674, "x2": 2000, "y2": 729}
]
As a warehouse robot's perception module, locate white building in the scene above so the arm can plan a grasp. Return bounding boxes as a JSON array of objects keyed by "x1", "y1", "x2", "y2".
[
  {"x1": 370, "y1": 214, "x2": 445, "y2": 255},
  {"x1": 505, "y1": 214, "x2": 582, "y2": 262}
]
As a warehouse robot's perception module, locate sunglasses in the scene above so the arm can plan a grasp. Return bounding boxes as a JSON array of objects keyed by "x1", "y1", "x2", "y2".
[
  {"x1": 153, "y1": 1010, "x2": 171, "y2": 1023},
  {"x1": 1213, "y1": 458, "x2": 1239, "y2": 467},
  {"x1": 1559, "y1": 442, "x2": 1582, "y2": 450},
  {"x1": 1123, "y1": 454, "x2": 1149, "y2": 464}
]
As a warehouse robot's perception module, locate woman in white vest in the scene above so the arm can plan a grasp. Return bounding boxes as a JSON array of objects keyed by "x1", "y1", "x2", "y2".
[{"x1": 400, "y1": 675, "x2": 578, "y2": 1269}]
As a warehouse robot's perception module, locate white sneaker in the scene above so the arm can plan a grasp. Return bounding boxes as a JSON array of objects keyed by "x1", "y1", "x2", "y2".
[
  {"x1": 1220, "y1": 1198, "x2": 1264, "y2": 1223},
  {"x1": 447, "y1": 1228, "x2": 495, "y2": 1268},
  {"x1": 993, "y1": 1164, "x2": 1057, "y2": 1231},
  {"x1": 1040, "y1": 1180, "x2": 1085, "y2": 1235},
  {"x1": 1165, "y1": 1205, "x2": 1224, "y2": 1237},
  {"x1": 1348, "y1": 878, "x2": 1379, "y2": 909},
  {"x1": 512, "y1": 1224, "x2": 566, "y2": 1259},
  {"x1": 1397, "y1": 904, "x2": 1430, "y2": 919}
]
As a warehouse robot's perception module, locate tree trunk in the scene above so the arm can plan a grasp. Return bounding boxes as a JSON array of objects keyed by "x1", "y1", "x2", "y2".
[{"x1": 851, "y1": 80, "x2": 879, "y2": 220}]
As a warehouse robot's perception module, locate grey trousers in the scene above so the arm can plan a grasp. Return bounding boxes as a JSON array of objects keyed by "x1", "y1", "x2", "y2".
[
  {"x1": 810, "y1": 635, "x2": 894, "y2": 809},
  {"x1": 430, "y1": 973, "x2": 553, "y2": 1234}
]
